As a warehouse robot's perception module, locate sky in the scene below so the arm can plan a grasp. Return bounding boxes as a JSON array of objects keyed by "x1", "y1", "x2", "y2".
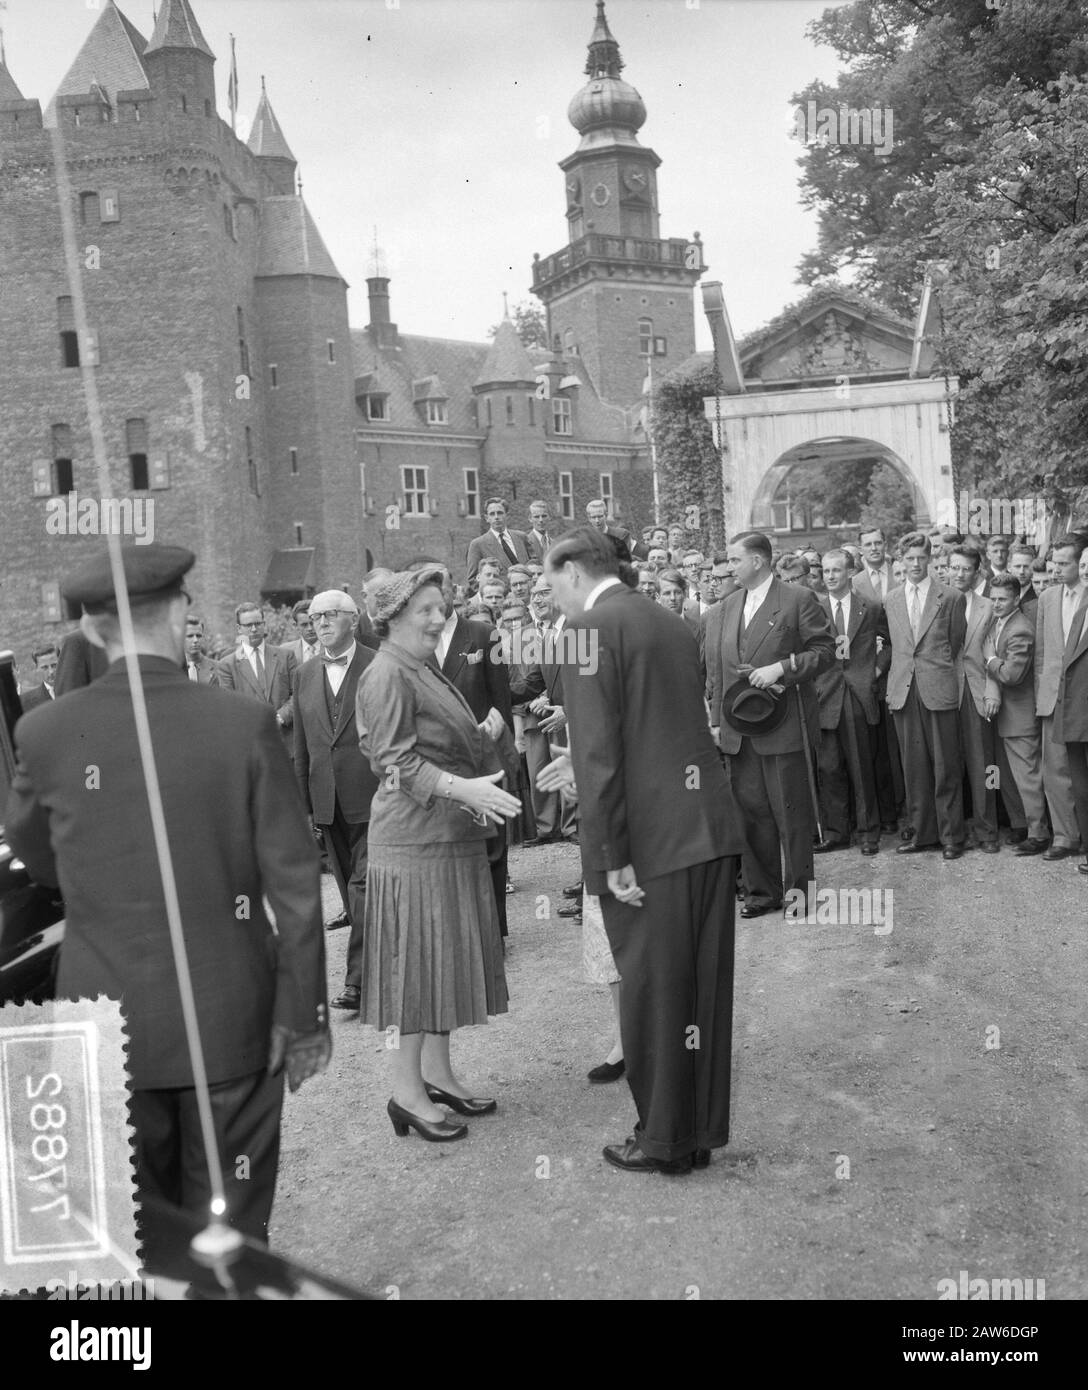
[{"x1": 5, "y1": 0, "x2": 853, "y2": 349}]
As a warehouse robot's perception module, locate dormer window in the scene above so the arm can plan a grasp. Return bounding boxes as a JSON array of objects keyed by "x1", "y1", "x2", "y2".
[
  {"x1": 425, "y1": 399, "x2": 447, "y2": 425},
  {"x1": 367, "y1": 395, "x2": 389, "y2": 421}
]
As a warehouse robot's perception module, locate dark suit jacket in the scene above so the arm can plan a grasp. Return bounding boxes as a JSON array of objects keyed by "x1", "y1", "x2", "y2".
[
  {"x1": 293, "y1": 645, "x2": 380, "y2": 825},
  {"x1": 6, "y1": 656, "x2": 325, "y2": 1089},
  {"x1": 814, "y1": 591, "x2": 890, "y2": 728},
  {"x1": 440, "y1": 617, "x2": 513, "y2": 730},
  {"x1": 524, "y1": 528, "x2": 554, "y2": 565},
  {"x1": 1053, "y1": 603, "x2": 1088, "y2": 745},
  {"x1": 884, "y1": 582, "x2": 966, "y2": 712},
  {"x1": 53, "y1": 628, "x2": 110, "y2": 695},
  {"x1": 984, "y1": 610, "x2": 1037, "y2": 738},
  {"x1": 563, "y1": 584, "x2": 745, "y2": 893},
  {"x1": 603, "y1": 524, "x2": 649, "y2": 561},
  {"x1": 186, "y1": 653, "x2": 220, "y2": 686},
  {"x1": 19, "y1": 684, "x2": 53, "y2": 712},
  {"x1": 217, "y1": 641, "x2": 297, "y2": 729},
  {"x1": 465, "y1": 528, "x2": 531, "y2": 582},
  {"x1": 852, "y1": 560, "x2": 895, "y2": 606},
  {"x1": 705, "y1": 578, "x2": 836, "y2": 756}
]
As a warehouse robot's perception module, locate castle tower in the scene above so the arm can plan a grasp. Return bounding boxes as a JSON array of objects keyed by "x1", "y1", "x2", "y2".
[
  {"x1": 531, "y1": 0, "x2": 704, "y2": 407},
  {"x1": 142, "y1": 0, "x2": 216, "y2": 123},
  {"x1": 0, "y1": 51, "x2": 25, "y2": 104},
  {"x1": 247, "y1": 79, "x2": 297, "y2": 197},
  {"x1": 42, "y1": 0, "x2": 150, "y2": 126},
  {"x1": 473, "y1": 307, "x2": 544, "y2": 473}
]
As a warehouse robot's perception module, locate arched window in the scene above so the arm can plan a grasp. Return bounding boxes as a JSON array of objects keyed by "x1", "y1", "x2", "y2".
[{"x1": 638, "y1": 318, "x2": 653, "y2": 355}]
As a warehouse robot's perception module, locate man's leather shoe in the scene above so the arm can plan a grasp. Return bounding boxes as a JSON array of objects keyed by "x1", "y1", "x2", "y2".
[
  {"x1": 1042, "y1": 845, "x2": 1077, "y2": 861},
  {"x1": 861, "y1": 843, "x2": 878, "y2": 856},
  {"x1": 977, "y1": 841, "x2": 1000, "y2": 854},
  {"x1": 813, "y1": 838, "x2": 847, "y2": 853},
  {"x1": 1004, "y1": 828, "x2": 1028, "y2": 845},
  {"x1": 1014, "y1": 837, "x2": 1050, "y2": 856},
  {"x1": 522, "y1": 835, "x2": 559, "y2": 847},
  {"x1": 324, "y1": 911, "x2": 350, "y2": 931},
  {"x1": 739, "y1": 901, "x2": 782, "y2": 918},
  {"x1": 562, "y1": 883, "x2": 584, "y2": 899},
  {"x1": 331, "y1": 987, "x2": 360, "y2": 1011},
  {"x1": 1078, "y1": 861, "x2": 1088, "y2": 875},
  {"x1": 942, "y1": 845, "x2": 963, "y2": 860},
  {"x1": 557, "y1": 902, "x2": 582, "y2": 918},
  {"x1": 692, "y1": 1148, "x2": 711, "y2": 1169},
  {"x1": 603, "y1": 1137, "x2": 692, "y2": 1175},
  {"x1": 587, "y1": 1059, "x2": 625, "y2": 1083},
  {"x1": 896, "y1": 840, "x2": 935, "y2": 854}
]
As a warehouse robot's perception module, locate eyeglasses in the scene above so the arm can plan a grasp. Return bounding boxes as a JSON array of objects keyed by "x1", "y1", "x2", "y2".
[
  {"x1": 238, "y1": 618, "x2": 264, "y2": 629},
  {"x1": 310, "y1": 610, "x2": 352, "y2": 623}
]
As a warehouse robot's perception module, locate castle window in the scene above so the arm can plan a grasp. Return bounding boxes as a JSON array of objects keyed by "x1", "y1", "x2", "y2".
[
  {"x1": 245, "y1": 425, "x2": 259, "y2": 496},
  {"x1": 558, "y1": 471, "x2": 573, "y2": 520},
  {"x1": 401, "y1": 466, "x2": 429, "y2": 515},
  {"x1": 552, "y1": 333, "x2": 561, "y2": 353},
  {"x1": 638, "y1": 318, "x2": 652, "y2": 355},
  {"x1": 527, "y1": 395, "x2": 535, "y2": 426},
  {"x1": 269, "y1": 364, "x2": 278, "y2": 389},
  {"x1": 464, "y1": 468, "x2": 479, "y2": 518},
  {"x1": 181, "y1": 95, "x2": 187, "y2": 114},
  {"x1": 52, "y1": 425, "x2": 75, "y2": 495},
  {"x1": 425, "y1": 400, "x2": 447, "y2": 425},
  {"x1": 295, "y1": 524, "x2": 304, "y2": 546},
  {"x1": 327, "y1": 339, "x2": 336, "y2": 364},
  {"x1": 127, "y1": 418, "x2": 149, "y2": 490},
  {"x1": 224, "y1": 204, "x2": 236, "y2": 240},
  {"x1": 204, "y1": 99, "x2": 212, "y2": 118},
  {"x1": 505, "y1": 394, "x2": 515, "y2": 426},
  {"x1": 599, "y1": 473, "x2": 614, "y2": 518},
  {"x1": 289, "y1": 448, "x2": 299, "y2": 475},
  {"x1": 42, "y1": 582, "x2": 63, "y2": 625},
  {"x1": 237, "y1": 307, "x2": 249, "y2": 376},
  {"x1": 57, "y1": 297, "x2": 79, "y2": 368},
  {"x1": 366, "y1": 395, "x2": 388, "y2": 421},
  {"x1": 484, "y1": 397, "x2": 492, "y2": 427},
  {"x1": 654, "y1": 336, "x2": 667, "y2": 356},
  {"x1": 564, "y1": 328, "x2": 574, "y2": 354},
  {"x1": 552, "y1": 397, "x2": 572, "y2": 436},
  {"x1": 80, "y1": 192, "x2": 100, "y2": 226}
]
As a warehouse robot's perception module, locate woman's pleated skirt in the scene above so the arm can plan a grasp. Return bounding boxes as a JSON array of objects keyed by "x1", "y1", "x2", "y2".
[{"x1": 360, "y1": 840, "x2": 509, "y2": 1033}]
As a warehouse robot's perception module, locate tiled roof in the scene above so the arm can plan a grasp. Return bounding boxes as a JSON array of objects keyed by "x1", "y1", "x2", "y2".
[
  {"x1": 473, "y1": 316, "x2": 538, "y2": 387},
  {"x1": 351, "y1": 330, "x2": 489, "y2": 434},
  {"x1": 256, "y1": 197, "x2": 344, "y2": 281},
  {"x1": 44, "y1": 0, "x2": 149, "y2": 126},
  {"x1": 0, "y1": 60, "x2": 24, "y2": 103},
  {"x1": 247, "y1": 87, "x2": 295, "y2": 161},
  {"x1": 145, "y1": 0, "x2": 214, "y2": 58}
]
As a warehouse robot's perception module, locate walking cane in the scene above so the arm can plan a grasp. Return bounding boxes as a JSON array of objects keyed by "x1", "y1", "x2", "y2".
[{"x1": 793, "y1": 681, "x2": 825, "y2": 845}]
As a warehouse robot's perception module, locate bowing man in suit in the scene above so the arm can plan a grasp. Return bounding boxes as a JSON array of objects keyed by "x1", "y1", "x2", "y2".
[
  {"x1": 524, "y1": 499, "x2": 555, "y2": 566},
  {"x1": 1033, "y1": 536, "x2": 1087, "y2": 860},
  {"x1": 183, "y1": 615, "x2": 220, "y2": 685},
  {"x1": 217, "y1": 602, "x2": 297, "y2": 736},
  {"x1": 1051, "y1": 545, "x2": 1088, "y2": 875},
  {"x1": 53, "y1": 625, "x2": 110, "y2": 695},
  {"x1": 434, "y1": 566, "x2": 516, "y2": 936},
  {"x1": 542, "y1": 526, "x2": 746, "y2": 1173},
  {"x1": 20, "y1": 644, "x2": 60, "y2": 710},
  {"x1": 705, "y1": 530, "x2": 836, "y2": 917},
  {"x1": 465, "y1": 497, "x2": 531, "y2": 582},
  {"x1": 6, "y1": 544, "x2": 328, "y2": 1272},
  {"x1": 982, "y1": 575, "x2": 1049, "y2": 854},
  {"x1": 585, "y1": 498, "x2": 649, "y2": 560},
  {"x1": 947, "y1": 547, "x2": 1001, "y2": 852},
  {"x1": 294, "y1": 590, "x2": 380, "y2": 1012},
  {"x1": 813, "y1": 549, "x2": 890, "y2": 855},
  {"x1": 884, "y1": 532, "x2": 967, "y2": 857}
]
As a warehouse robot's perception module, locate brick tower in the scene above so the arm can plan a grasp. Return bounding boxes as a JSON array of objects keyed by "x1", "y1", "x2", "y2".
[{"x1": 531, "y1": 1, "x2": 705, "y2": 408}]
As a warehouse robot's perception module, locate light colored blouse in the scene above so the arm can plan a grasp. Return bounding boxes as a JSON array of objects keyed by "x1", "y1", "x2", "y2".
[{"x1": 355, "y1": 642, "x2": 500, "y2": 845}]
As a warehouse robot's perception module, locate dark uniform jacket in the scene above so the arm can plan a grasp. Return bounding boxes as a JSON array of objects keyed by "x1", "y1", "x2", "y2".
[{"x1": 5, "y1": 656, "x2": 326, "y2": 1090}]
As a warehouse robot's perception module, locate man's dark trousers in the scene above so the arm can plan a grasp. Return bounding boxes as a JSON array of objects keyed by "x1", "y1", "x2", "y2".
[
  {"x1": 323, "y1": 801, "x2": 368, "y2": 989},
  {"x1": 893, "y1": 684, "x2": 965, "y2": 846},
  {"x1": 729, "y1": 738, "x2": 814, "y2": 908},
  {"x1": 600, "y1": 856, "x2": 736, "y2": 1161}
]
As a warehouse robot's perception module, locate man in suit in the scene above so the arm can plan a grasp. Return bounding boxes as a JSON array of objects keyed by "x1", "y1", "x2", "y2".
[
  {"x1": 983, "y1": 574, "x2": 1049, "y2": 854},
  {"x1": 520, "y1": 574, "x2": 576, "y2": 845},
  {"x1": 585, "y1": 498, "x2": 649, "y2": 560},
  {"x1": 814, "y1": 549, "x2": 890, "y2": 855},
  {"x1": 53, "y1": 625, "x2": 110, "y2": 694},
  {"x1": 884, "y1": 531, "x2": 967, "y2": 857},
  {"x1": 465, "y1": 497, "x2": 531, "y2": 582},
  {"x1": 524, "y1": 500, "x2": 555, "y2": 565},
  {"x1": 1033, "y1": 535, "x2": 1087, "y2": 862},
  {"x1": 1007, "y1": 544, "x2": 1039, "y2": 623},
  {"x1": 20, "y1": 644, "x2": 59, "y2": 710},
  {"x1": 435, "y1": 567, "x2": 515, "y2": 936},
  {"x1": 542, "y1": 525, "x2": 746, "y2": 1174},
  {"x1": 852, "y1": 526, "x2": 896, "y2": 605},
  {"x1": 705, "y1": 530, "x2": 836, "y2": 916},
  {"x1": 1054, "y1": 544, "x2": 1088, "y2": 876},
  {"x1": 947, "y1": 546, "x2": 1001, "y2": 851},
  {"x1": 986, "y1": 533, "x2": 1010, "y2": 581},
  {"x1": 283, "y1": 599, "x2": 320, "y2": 668},
  {"x1": 294, "y1": 590, "x2": 380, "y2": 1013},
  {"x1": 183, "y1": 615, "x2": 220, "y2": 685},
  {"x1": 6, "y1": 544, "x2": 328, "y2": 1275},
  {"x1": 217, "y1": 602, "x2": 297, "y2": 737}
]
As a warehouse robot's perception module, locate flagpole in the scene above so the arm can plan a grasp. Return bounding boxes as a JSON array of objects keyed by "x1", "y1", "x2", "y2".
[{"x1": 228, "y1": 34, "x2": 238, "y2": 134}]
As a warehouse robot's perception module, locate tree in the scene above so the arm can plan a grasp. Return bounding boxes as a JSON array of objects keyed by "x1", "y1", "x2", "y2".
[
  {"x1": 488, "y1": 300, "x2": 548, "y2": 349},
  {"x1": 860, "y1": 462, "x2": 915, "y2": 539},
  {"x1": 652, "y1": 360, "x2": 725, "y2": 551}
]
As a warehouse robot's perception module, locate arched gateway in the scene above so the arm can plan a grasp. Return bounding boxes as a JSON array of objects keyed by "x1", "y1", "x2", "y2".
[{"x1": 699, "y1": 288, "x2": 956, "y2": 538}]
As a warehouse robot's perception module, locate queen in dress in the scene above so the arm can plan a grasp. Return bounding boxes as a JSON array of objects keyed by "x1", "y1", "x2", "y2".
[{"x1": 355, "y1": 568, "x2": 521, "y2": 1142}]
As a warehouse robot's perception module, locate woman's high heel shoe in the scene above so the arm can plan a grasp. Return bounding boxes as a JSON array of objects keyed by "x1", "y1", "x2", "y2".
[
  {"x1": 424, "y1": 1082, "x2": 498, "y2": 1116},
  {"x1": 387, "y1": 1097, "x2": 468, "y2": 1141}
]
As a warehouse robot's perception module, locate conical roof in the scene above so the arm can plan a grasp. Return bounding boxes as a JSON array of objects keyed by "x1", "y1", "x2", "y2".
[
  {"x1": 247, "y1": 84, "x2": 295, "y2": 161},
  {"x1": 0, "y1": 58, "x2": 24, "y2": 103},
  {"x1": 474, "y1": 313, "x2": 538, "y2": 387},
  {"x1": 44, "y1": 0, "x2": 149, "y2": 125},
  {"x1": 145, "y1": 0, "x2": 214, "y2": 58},
  {"x1": 256, "y1": 196, "x2": 344, "y2": 282}
]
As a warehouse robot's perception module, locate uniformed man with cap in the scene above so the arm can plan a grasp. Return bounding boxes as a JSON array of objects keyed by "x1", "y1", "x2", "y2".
[{"x1": 5, "y1": 543, "x2": 330, "y2": 1275}]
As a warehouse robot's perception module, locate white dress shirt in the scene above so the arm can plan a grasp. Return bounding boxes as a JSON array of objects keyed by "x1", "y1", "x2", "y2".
[
  {"x1": 742, "y1": 574, "x2": 774, "y2": 628},
  {"x1": 245, "y1": 641, "x2": 267, "y2": 683},
  {"x1": 435, "y1": 612, "x2": 458, "y2": 668},
  {"x1": 583, "y1": 577, "x2": 624, "y2": 612},
  {"x1": 866, "y1": 565, "x2": 887, "y2": 601},
  {"x1": 830, "y1": 591, "x2": 852, "y2": 632},
  {"x1": 322, "y1": 639, "x2": 355, "y2": 696},
  {"x1": 1061, "y1": 583, "x2": 1083, "y2": 643}
]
